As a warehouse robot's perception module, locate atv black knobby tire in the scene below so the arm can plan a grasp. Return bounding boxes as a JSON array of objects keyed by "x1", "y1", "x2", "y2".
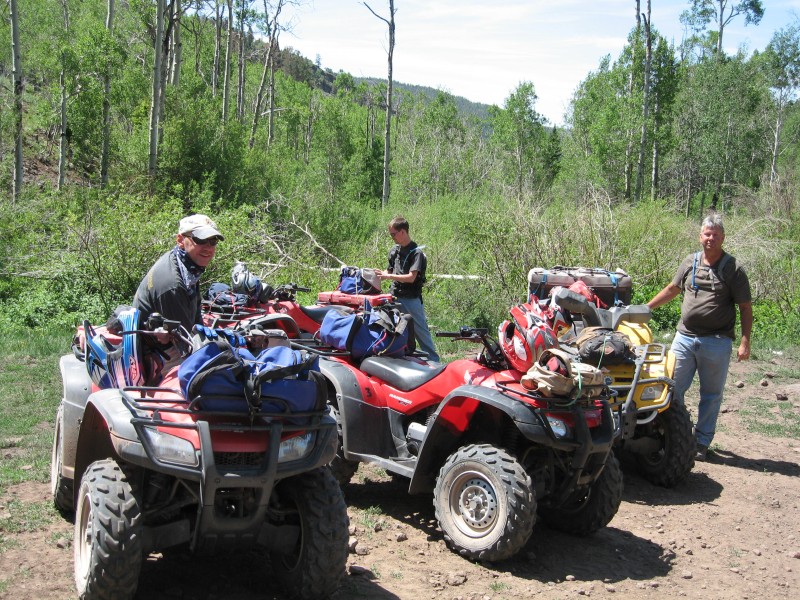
[
  {"x1": 433, "y1": 444, "x2": 535, "y2": 562},
  {"x1": 50, "y1": 405, "x2": 74, "y2": 514},
  {"x1": 539, "y1": 453, "x2": 623, "y2": 536},
  {"x1": 633, "y1": 402, "x2": 695, "y2": 487},
  {"x1": 270, "y1": 467, "x2": 349, "y2": 600},
  {"x1": 73, "y1": 459, "x2": 142, "y2": 600},
  {"x1": 329, "y1": 453, "x2": 359, "y2": 486}
]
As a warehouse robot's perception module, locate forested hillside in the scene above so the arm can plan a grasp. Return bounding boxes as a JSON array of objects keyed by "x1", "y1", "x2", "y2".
[{"x1": 1, "y1": 1, "x2": 798, "y2": 345}]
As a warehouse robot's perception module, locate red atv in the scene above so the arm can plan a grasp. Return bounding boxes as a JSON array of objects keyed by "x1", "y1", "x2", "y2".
[
  {"x1": 51, "y1": 309, "x2": 349, "y2": 600},
  {"x1": 202, "y1": 282, "x2": 342, "y2": 336},
  {"x1": 312, "y1": 325, "x2": 623, "y2": 562},
  {"x1": 202, "y1": 281, "x2": 393, "y2": 338}
]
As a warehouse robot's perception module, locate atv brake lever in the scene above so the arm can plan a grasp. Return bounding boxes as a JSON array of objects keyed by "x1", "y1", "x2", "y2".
[{"x1": 436, "y1": 327, "x2": 489, "y2": 342}]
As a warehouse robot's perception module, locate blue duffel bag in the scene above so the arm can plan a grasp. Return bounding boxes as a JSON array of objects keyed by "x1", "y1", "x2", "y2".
[
  {"x1": 178, "y1": 339, "x2": 321, "y2": 418},
  {"x1": 337, "y1": 266, "x2": 382, "y2": 295},
  {"x1": 319, "y1": 304, "x2": 415, "y2": 360}
]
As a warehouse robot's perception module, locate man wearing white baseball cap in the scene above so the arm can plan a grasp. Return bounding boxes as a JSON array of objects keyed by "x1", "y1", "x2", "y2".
[{"x1": 133, "y1": 214, "x2": 223, "y2": 337}]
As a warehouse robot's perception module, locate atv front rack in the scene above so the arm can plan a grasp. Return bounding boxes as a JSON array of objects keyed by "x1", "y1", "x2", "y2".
[
  {"x1": 495, "y1": 380, "x2": 620, "y2": 410},
  {"x1": 120, "y1": 385, "x2": 329, "y2": 431},
  {"x1": 611, "y1": 343, "x2": 674, "y2": 411},
  {"x1": 110, "y1": 384, "x2": 337, "y2": 489}
]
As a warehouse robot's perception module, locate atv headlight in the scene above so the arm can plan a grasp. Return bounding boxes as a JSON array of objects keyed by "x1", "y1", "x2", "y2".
[
  {"x1": 546, "y1": 415, "x2": 570, "y2": 438},
  {"x1": 141, "y1": 427, "x2": 199, "y2": 467},
  {"x1": 278, "y1": 432, "x2": 314, "y2": 463},
  {"x1": 640, "y1": 384, "x2": 665, "y2": 402}
]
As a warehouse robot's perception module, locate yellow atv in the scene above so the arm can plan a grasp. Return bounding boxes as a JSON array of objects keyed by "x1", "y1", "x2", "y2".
[{"x1": 552, "y1": 288, "x2": 695, "y2": 487}]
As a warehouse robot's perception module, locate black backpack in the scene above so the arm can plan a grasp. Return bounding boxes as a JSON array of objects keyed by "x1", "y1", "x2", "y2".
[{"x1": 574, "y1": 326, "x2": 635, "y2": 366}]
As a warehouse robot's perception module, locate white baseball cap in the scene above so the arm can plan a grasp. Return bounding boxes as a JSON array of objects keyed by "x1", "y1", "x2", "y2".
[{"x1": 178, "y1": 214, "x2": 224, "y2": 240}]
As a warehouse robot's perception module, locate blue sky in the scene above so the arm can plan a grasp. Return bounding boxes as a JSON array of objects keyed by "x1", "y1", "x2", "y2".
[{"x1": 281, "y1": 0, "x2": 800, "y2": 125}]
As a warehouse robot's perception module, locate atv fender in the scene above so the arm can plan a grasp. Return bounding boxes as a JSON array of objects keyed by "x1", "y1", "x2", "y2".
[
  {"x1": 72, "y1": 389, "x2": 155, "y2": 497},
  {"x1": 318, "y1": 358, "x2": 393, "y2": 460},
  {"x1": 58, "y1": 354, "x2": 93, "y2": 482},
  {"x1": 408, "y1": 385, "x2": 555, "y2": 494}
]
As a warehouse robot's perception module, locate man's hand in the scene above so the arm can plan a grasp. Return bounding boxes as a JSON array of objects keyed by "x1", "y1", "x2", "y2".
[{"x1": 737, "y1": 340, "x2": 751, "y2": 362}]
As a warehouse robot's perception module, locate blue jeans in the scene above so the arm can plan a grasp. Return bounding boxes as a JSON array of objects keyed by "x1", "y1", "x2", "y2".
[
  {"x1": 671, "y1": 330, "x2": 733, "y2": 447},
  {"x1": 396, "y1": 296, "x2": 440, "y2": 362}
]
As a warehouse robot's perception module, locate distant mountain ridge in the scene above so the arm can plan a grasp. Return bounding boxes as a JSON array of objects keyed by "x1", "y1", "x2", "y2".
[
  {"x1": 356, "y1": 77, "x2": 493, "y2": 121},
  {"x1": 278, "y1": 46, "x2": 492, "y2": 121}
]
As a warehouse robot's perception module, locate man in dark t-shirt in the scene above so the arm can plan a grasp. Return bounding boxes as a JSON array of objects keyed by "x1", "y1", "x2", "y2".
[
  {"x1": 377, "y1": 216, "x2": 440, "y2": 362},
  {"x1": 647, "y1": 214, "x2": 752, "y2": 461}
]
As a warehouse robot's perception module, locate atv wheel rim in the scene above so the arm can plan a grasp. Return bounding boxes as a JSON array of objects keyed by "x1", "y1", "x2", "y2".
[
  {"x1": 74, "y1": 491, "x2": 93, "y2": 589},
  {"x1": 50, "y1": 414, "x2": 62, "y2": 497},
  {"x1": 451, "y1": 474, "x2": 498, "y2": 536}
]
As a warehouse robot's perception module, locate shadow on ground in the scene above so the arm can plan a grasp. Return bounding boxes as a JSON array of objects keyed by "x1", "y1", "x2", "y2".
[
  {"x1": 343, "y1": 476, "x2": 673, "y2": 586},
  {"x1": 134, "y1": 545, "x2": 399, "y2": 600},
  {"x1": 709, "y1": 449, "x2": 800, "y2": 476}
]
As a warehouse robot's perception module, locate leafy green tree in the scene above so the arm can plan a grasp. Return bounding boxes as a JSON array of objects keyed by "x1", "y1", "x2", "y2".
[
  {"x1": 680, "y1": 0, "x2": 764, "y2": 56},
  {"x1": 757, "y1": 23, "x2": 800, "y2": 186},
  {"x1": 648, "y1": 35, "x2": 681, "y2": 200},
  {"x1": 489, "y1": 82, "x2": 547, "y2": 202},
  {"x1": 666, "y1": 53, "x2": 770, "y2": 216},
  {"x1": 392, "y1": 91, "x2": 471, "y2": 202},
  {"x1": 333, "y1": 71, "x2": 355, "y2": 96},
  {"x1": 563, "y1": 56, "x2": 633, "y2": 198}
]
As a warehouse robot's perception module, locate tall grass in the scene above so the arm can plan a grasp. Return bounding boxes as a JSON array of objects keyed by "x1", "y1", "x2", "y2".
[
  {"x1": 1, "y1": 187, "x2": 798, "y2": 348},
  {"x1": 0, "y1": 327, "x2": 69, "y2": 492}
]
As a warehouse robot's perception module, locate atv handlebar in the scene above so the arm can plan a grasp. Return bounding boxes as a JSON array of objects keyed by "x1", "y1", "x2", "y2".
[
  {"x1": 436, "y1": 326, "x2": 489, "y2": 342},
  {"x1": 270, "y1": 283, "x2": 311, "y2": 301},
  {"x1": 437, "y1": 327, "x2": 506, "y2": 370}
]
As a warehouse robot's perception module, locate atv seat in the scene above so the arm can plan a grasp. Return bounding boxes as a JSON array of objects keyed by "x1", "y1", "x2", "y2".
[
  {"x1": 360, "y1": 356, "x2": 446, "y2": 392},
  {"x1": 553, "y1": 288, "x2": 651, "y2": 330},
  {"x1": 300, "y1": 304, "x2": 353, "y2": 324}
]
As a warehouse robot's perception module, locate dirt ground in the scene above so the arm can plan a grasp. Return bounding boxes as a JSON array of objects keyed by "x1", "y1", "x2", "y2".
[{"x1": 2, "y1": 352, "x2": 799, "y2": 600}]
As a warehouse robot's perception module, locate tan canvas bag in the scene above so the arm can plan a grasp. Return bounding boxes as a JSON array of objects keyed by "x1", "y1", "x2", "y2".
[{"x1": 521, "y1": 348, "x2": 605, "y2": 398}]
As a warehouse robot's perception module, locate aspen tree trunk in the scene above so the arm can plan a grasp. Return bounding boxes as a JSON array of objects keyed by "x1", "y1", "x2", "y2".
[
  {"x1": 148, "y1": 0, "x2": 165, "y2": 178},
  {"x1": 101, "y1": 0, "x2": 115, "y2": 187},
  {"x1": 623, "y1": 0, "x2": 641, "y2": 201},
  {"x1": 10, "y1": 0, "x2": 24, "y2": 201},
  {"x1": 236, "y1": 0, "x2": 245, "y2": 121},
  {"x1": 212, "y1": 0, "x2": 221, "y2": 96},
  {"x1": 364, "y1": 1, "x2": 396, "y2": 208},
  {"x1": 58, "y1": 0, "x2": 70, "y2": 190},
  {"x1": 250, "y1": 0, "x2": 284, "y2": 149},
  {"x1": 267, "y1": 46, "x2": 276, "y2": 145},
  {"x1": 634, "y1": 1, "x2": 652, "y2": 203},
  {"x1": 170, "y1": 2, "x2": 183, "y2": 87},
  {"x1": 770, "y1": 112, "x2": 783, "y2": 187},
  {"x1": 222, "y1": 0, "x2": 233, "y2": 122},
  {"x1": 651, "y1": 96, "x2": 660, "y2": 202},
  {"x1": 158, "y1": 1, "x2": 172, "y2": 147}
]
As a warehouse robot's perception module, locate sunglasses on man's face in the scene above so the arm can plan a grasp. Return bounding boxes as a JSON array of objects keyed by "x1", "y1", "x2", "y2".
[{"x1": 191, "y1": 236, "x2": 220, "y2": 247}]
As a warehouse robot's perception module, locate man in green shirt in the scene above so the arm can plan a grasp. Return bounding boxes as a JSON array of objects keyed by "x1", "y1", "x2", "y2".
[{"x1": 647, "y1": 214, "x2": 752, "y2": 461}]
